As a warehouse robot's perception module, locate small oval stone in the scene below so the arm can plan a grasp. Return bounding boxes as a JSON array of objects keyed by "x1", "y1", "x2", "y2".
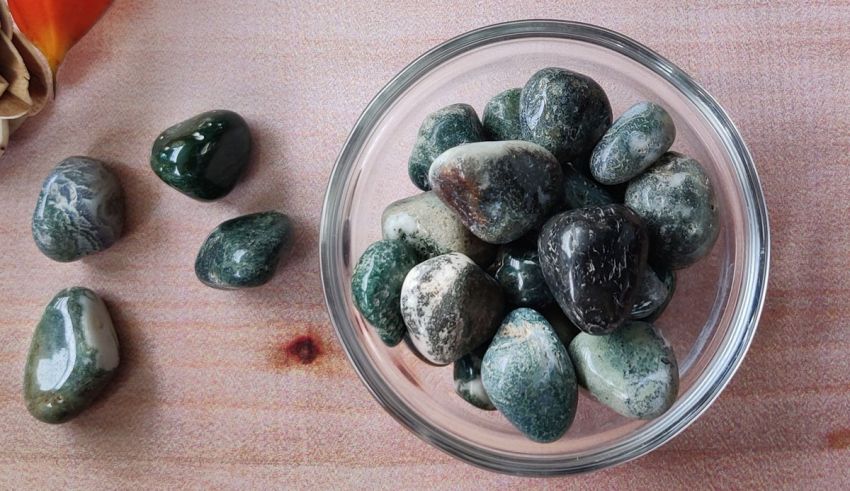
[
  {"x1": 351, "y1": 239, "x2": 419, "y2": 347},
  {"x1": 195, "y1": 211, "x2": 293, "y2": 289},
  {"x1": 32, "y1": 156, "x2": 124, "y2": 262},
  {"x1": 538, "y1": 204, "x2": 648, "y2": 335},
  {"x1": 625, "y1": 152, "x2": 719, "y2": 269},
  {"x1": 429, "y1": 140, "x2": 564, "y2": 244},
  {"x1": 381, "y1": 191, "x2": 495, "y2": 266},
  {"x1": 519, "y1": 67, "x2": 612, "y2": 163},
  {"x1": 408, "y1": 103, "x2": 485, "y2": 191},
  {"x1": 631, "y1": 266, "x2": 676, "y2": 320},
  {"x1": 24, "y1": 287, "x2": 120, "y2": 424},
  {"x1": 569, "y1": 321, "x2": 679, "y2": 419},
  {"x1": 453, "y1": 346, "x2": 496, "y2": 410},
  {"x1": 151, "y1": 109, "x2": 252, "y2": 201},
  {"x1": 481, "y1": 308, "x2": 578, "y2": 443},
  {"x1": 482, "y1": 88, "x2": 522, "y2": 140},
  {"x1": 493, "y1": 237, "x2": 553, "y2": 309},
  {"x1": 400, "y1": 253, "x2": 504, "y2": 365},
  {"x1": 590, "y1": 102, "x2": 676, "y2": 185}
]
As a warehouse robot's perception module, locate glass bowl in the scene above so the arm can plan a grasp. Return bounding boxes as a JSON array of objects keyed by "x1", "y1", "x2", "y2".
[{"x1": 320, "y1": 20, "x2": 769, "y2": 475}]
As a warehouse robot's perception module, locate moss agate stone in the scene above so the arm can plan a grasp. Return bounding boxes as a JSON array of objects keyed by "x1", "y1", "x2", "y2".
[
  {"x1": 381, "y1": 192, "x2": 495, "y2": 266},
  {"x1": 625, "y1": 152, "x2": 719, "y2": 269},
  {"x1": 195, "y1": 211, "x2": 292, "y2": 289},
  {"x1": 24, "y1": 287, "x2": 120, "y2": 424},
  {"x1": 151, "y1": 109, "x2": 252, "y2": 201},
  {"x1": 453, "y1": 347, "x2": 496, "y2": 410},
  {"x1": 519, "y1": 67, "x2": 612, "y2": 164},
  {"x1": 481, "y1": 308, "x2": 578, "y2": 443},
  {"x1": 590, "y1": 102, "x2": 676, "y2": 185},
  {"x1": 351, "y1": 240, "x2": 419, "y2": 347},
  {"x1": 429, "y1": 141, "x2": 564, "y2": 244},
  {"x1": 32, "y1": 156, "x2": 124, "y2": 262},
  {"x1": 408, "y1": 103, "x2": 484, "y2": 191},
  {"x1": 631, "y1": 266, "x2": 676, "y2": 321},
  {"x1": 493, "y1": 238, "x2": 553, "y2": 309},
  {"x1": 400, "y1": 253, "x2": 504, "y2": 365},
  {"x1": 569, "y1": 321, "x2": 679, "y2": 419},
  {"x1": 562, "y1": 163, "x2": 617, "y2": 210},
  {"x1": 538, "y1": 204, "x2": 648, "y2": 335},
  {"x1": 482, "y1": 88, "x2": 522, "y2": 140}
]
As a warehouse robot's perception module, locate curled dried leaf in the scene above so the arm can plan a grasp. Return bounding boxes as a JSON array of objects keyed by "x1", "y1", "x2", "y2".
[
  {"x1": 0, "y1": 31, "x2": 31, "y2": 119},
  {"x1": 13, "y1": 29, "x2": 52, "y2": 116}
]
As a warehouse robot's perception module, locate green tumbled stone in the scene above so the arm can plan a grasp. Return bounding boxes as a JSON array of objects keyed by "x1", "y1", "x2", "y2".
[
  {"x1": 590, "y1": 102, "x2": 676, "y2": 185},
  {"x1": 482, "y1": 88, "x2": 522, "y2": 140},
  {"x1": 453, "y1": 346, "x2": 496, "y2": 410},
  {"x1": 631, "y1": 266, "x2": 676, "y2": 321},
  {"x1": 408, "y1": 104, "x2": 484, "y2": 191},
  {"x1": 151, "y1": 109, "x2": 252, "y2": 201},
  {"x1": 24, "y1": 287, "x2": 120, "y2": 424},
  {"x1": 562, "y1": 162, "x2": 617, "y2": 210},
  {"x1": 569, "y1": 321, "x2": 679, "y2": 419},
  {"x1": 32, "y1": 156, "x2": 124, "y2": 262},
  {"x1": 493, "y1": 237, "x2": 554, "y2": 309},
  {"x1": 195, "y1": 211, "x2": 293, "y2": 289},
  {"x1": 351, "y1": 239, "x2": 419, "y2": 347},
  {"x1": 481, "y1": 308, "x2": 578, "y2": 443}
]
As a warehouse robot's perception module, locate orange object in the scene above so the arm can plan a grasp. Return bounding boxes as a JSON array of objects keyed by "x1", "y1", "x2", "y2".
[{"x1": 8, "y1": 0, "x2": 112, "y2": 72}]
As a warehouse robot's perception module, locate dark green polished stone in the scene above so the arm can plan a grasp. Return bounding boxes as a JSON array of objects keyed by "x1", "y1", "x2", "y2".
[
  {"x1": 482, "y1": 88, "x2": 522, "y2": 141},
  {"x1": 493, "y1": 237, "x2": 554, "y2": 309},
  {"x1": 351, "y1": 239, "x2": 419, "y2": 347},
  {"x1": 195, "y1": 211, "x2": 292, "y2": 289},
  {"x1": 561, "y1": 162, "x2": 617, "y2": 210},
  {"x1": 24, "y1": 287, "x2": 120, "y2": 424},
  {"x1": 481, "y1": 308, "x2": 578, "y2": 443},
  {"x1": 453, "y1": 346, "x2": 496, "y2": 410},
  {"x1": 631, "y1": 266, "x2": 676, "y2": 321},
  {"x1": 32, "y1": 156, "x2": 124, "y2": 262},
  {"x1": 151, "y1": 109, "x2": 252, "y2": 201},
  {"x1": 408, "y1": 104, "x2": 484, "y2": 191}
]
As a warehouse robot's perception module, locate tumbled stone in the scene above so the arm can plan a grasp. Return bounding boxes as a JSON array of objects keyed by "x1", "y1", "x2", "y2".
[
  {"x1": 569, "y1": 321, "x2": 679, "y2": 419},
  {"x1": 519, "y1": 67, "x2": 612, "y2": 163},
  {"x1": 24, "y1": 287, "x2": 120, "y2": 424},
  {"x1": 32, "y1": 156, "x2": 124, "y2": 262},
  {"x1": 195, "y1": 211, "x2": 292, "y2": 289},
  {"x1": 538, "y1": 204, "x2": 648, "y2": 335},
  {"x1": 453, "y1": 346, "x2": 495, "y2": 410},
  {"x1": 590, "y1": 102, "x2": 676, "y2": 185},
  {"x1": 429, "y1": 140, "x2": 563, "y2": 244},
  {"x1": 493, "y1": 237, "x2": 553, "y2": 309},
  {"x1": 400, "y1": 253, "x2": 504, "y2": 365},
  {"x1": 562, "y1": 163, "x2": 617, "y2": 210},
  {"x1": 381, "y1": 191, "x2": 495, "y2": 266},
  {"x1": 625, "y1": 152, "x2": 719, "y2": 269},
  {"x1": 482, "y1": 88, "x2": 522, "y2": 140},
  {"x1": 351, "y1": 239, "x2": 419, "y2": 347},
  {"x1": 481, "y1": 308, "x2": 578, "y2": 443},
  {"x1": 408, "y1": 103, "x2": 484, "y2": 191},
  {"x1": 151, "y1": 109, "x2": 252, "y2": 201},
  {"x1": 631, "y1": 266, "x2": 676, "y2": 321}
]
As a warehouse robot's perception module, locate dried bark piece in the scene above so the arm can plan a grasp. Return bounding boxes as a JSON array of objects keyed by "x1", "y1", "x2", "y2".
[
  {"x1": 13, "y1": 29, "x2": 53, "y2": 116},
  {"x1": 0, "y1": 31, "x2": 31, "y2": 119}
]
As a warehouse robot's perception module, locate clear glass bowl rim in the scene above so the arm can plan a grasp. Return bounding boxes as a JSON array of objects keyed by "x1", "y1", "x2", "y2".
[{"x1": 320, "y1": 19, "x2": 770, "y2": 476}]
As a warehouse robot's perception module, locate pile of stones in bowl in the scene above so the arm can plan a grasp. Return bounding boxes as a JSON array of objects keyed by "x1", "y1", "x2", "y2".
[
  {"x1": 351, "y1": 67, "x2": 718, "y2": 443},
  {"x1": 25, "y1": 110, "x2": 293, "y2": 424}
]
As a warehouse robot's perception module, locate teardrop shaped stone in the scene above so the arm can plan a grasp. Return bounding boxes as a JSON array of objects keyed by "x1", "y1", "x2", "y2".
[
  {"x1": 151, "y1": 109, "x2": 252, "y2": 201},
  {"x1": 481, "y1": 308, "x2": 578, "y2": 443},
  {"x1": 32, "y1": 156, "x2": 125, "y2": 262},
  {"x1": 538, "y1": 204, "x2": 648, "y2": 335},
  {"x1": 569, "y1": 321, "x2": 679, "y2": 419},
  {"x1": 408, "y1": 104, "x2": 484, "y2": 191},
  {"x1": 24, "y1": 287, "x2": 120, "y2": 424}
]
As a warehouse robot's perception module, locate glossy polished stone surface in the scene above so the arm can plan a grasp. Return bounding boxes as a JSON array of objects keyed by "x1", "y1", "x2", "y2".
[
  {"x1": 400, "y1": 253, "x2": 504, "y2": 365},
  {"x1": 482, "y1": 88, "x2": 522, "y2": 141},
  {"x1": 538, "y1": 204, "x2": 648, "y2": 335},
  {"x1": 631, "y1": 266, "x2": 676, "y2": 320},
  {"x1": 151, "y1": 109, "x2": 252, "y2": 201},
  {"x1": 453, "y1": 346, "x2": 495, "y2": 410},
  {"x1": 481, "y1": 308, "x2": 578, "y2": 443},
  {"x1": 24, "y1": 287, "x2": 119, "y2": 424},
  {"x1": 351, "y1": 239, "x2": 419, "y2": 347},
  {"x1": 408, "y1": 103, "x2": 484, "y2": 191},
  {"x1": 32, "y1": 156, "x2": 124, "y2": 262},
  {"x1": 562, "y1": 162, "x2": 617, "y2": 210},
  {"x1": 429, "y1": 140, "x2": 563, "y2": 244},
  {"x1": 195, "y1": 211, "x2": 292, "y2": 289},
  {"x1": 569, "y1": 321, "x2": 679, "y2": 419},
  {"x1": 493, "y1": 237, "x2": 553, "y2": 309}
]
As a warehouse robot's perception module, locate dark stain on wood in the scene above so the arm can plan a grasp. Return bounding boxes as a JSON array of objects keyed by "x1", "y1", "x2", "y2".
[
  {"x1": 272, "y1": 335, "x2": 322, "y2": 368},
  {"x1": 826, "y1": 428, "x2": 850, "y2": 450}
]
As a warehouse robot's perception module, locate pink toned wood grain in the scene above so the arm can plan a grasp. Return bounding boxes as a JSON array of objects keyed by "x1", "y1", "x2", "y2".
[{"x1": 0, "y1": 1, "x2": 848, "y2": 489}]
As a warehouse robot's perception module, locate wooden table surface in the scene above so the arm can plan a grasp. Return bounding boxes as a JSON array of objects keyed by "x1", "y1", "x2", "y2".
[{"x1": 0, "y1": 1, "x2": 848, "y2": 489}]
